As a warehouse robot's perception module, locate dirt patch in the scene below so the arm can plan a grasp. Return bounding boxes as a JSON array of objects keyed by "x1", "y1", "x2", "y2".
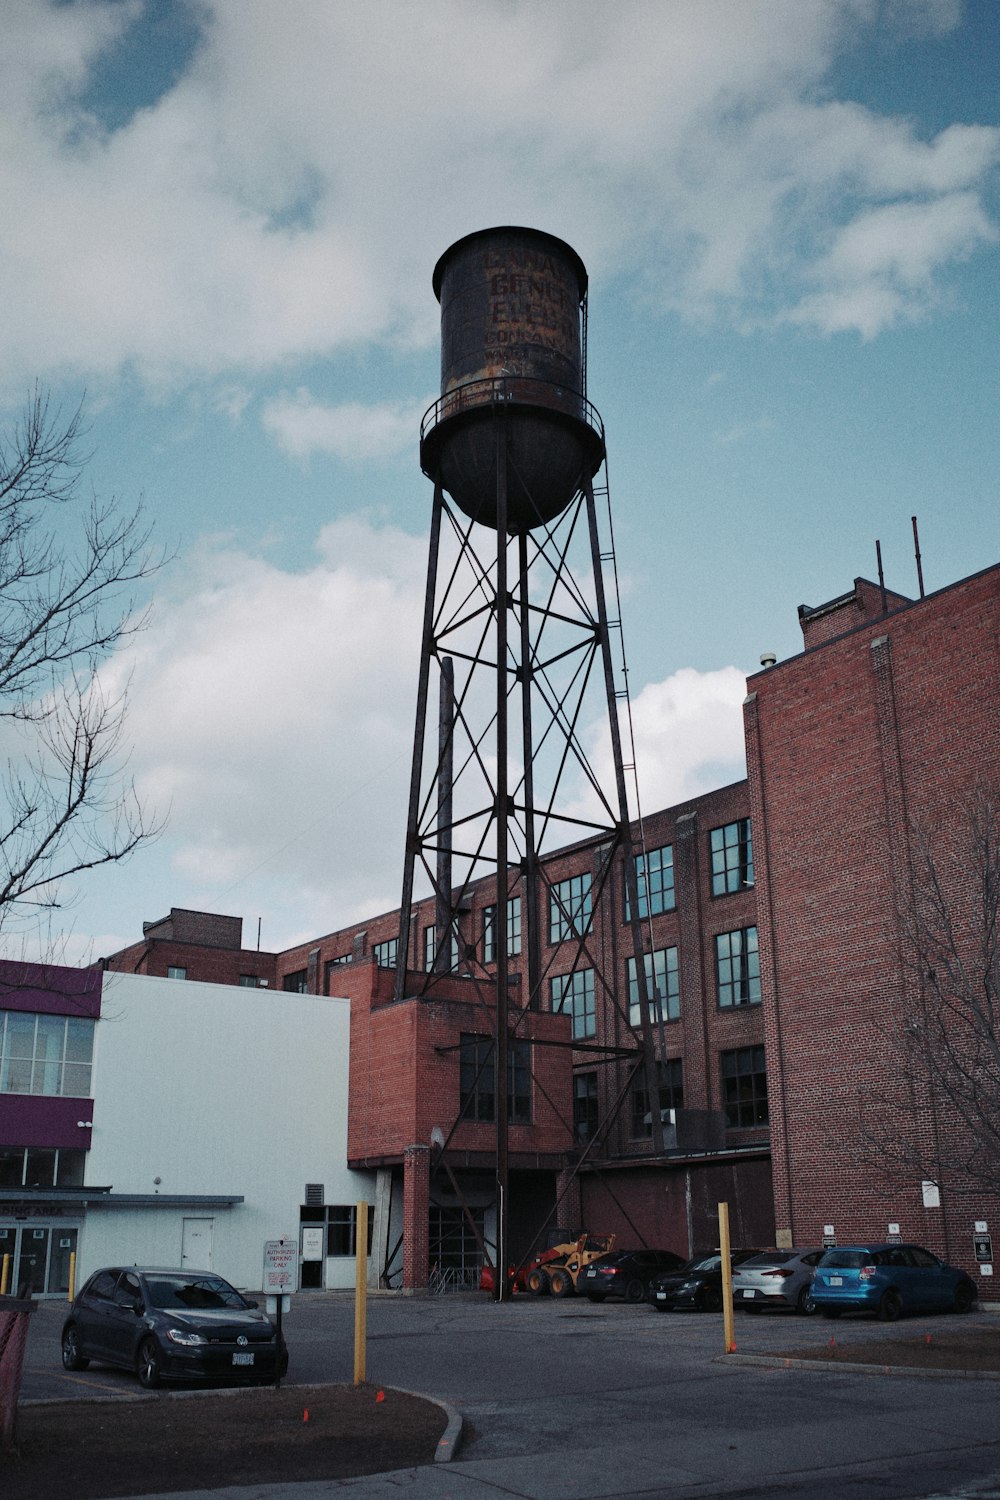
[
  {"x1": 779, "y1": 1327, "x2": 1000, "y2": 1373},
  {"x1": 2, "y1": 1382, "x2": 448, "y2": 1499}
]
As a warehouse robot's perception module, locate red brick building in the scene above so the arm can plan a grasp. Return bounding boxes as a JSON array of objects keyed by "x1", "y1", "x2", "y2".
[
  {"x1": 745, "y1": 562, "x2": 1000, "y2": 1283},
  {"x1": 101, "y1": 558, "x2": 999, "y2": 1294}
]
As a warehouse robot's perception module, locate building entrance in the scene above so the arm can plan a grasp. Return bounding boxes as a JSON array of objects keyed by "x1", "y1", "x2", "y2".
[{"x1": 0, "y1": 1221, "x2": 79, "y2": 1296}]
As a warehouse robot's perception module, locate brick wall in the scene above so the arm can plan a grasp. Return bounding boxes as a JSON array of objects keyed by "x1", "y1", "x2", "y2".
[{"x1": 747, "y1": 562, "x2": 1000, "y2": 1273}]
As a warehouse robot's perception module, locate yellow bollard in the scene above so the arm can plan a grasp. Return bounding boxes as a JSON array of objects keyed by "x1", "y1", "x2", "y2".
[
  {"x1": 353, "y1": 1200, "x2": 368, "y2": 1385},
  {"x1": 0, "y1": 1252, "x2": 10, "y2": 1295},
  {"x1": 68, "y1": 1251, "x2": 77, "y2": 1301},
  {"x1": 718, "y1": 1201, "x2": 736, "y2": 1354}
]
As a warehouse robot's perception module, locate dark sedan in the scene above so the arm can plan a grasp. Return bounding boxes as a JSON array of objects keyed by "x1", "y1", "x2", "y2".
[
  {"x1": 61, "y1": 1266, "x2": 288, "y2": 1388},
  {"x1": 647, "y1": 1249, "x2": 764, "y2": 1312},
  {"x1": 580, "y1": 1248, "x2": 686, "y2": 1303}
]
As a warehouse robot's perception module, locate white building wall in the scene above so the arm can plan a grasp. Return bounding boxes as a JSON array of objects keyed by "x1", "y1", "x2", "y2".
[{"x1": 82, "y1": 972, "x2": 374, "y2": 1290}]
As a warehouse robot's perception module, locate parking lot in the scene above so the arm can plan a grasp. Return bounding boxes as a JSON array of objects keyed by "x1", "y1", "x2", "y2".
[{"x1": 16, "y1": 1290, "x2": 1000, "y2": 1500}]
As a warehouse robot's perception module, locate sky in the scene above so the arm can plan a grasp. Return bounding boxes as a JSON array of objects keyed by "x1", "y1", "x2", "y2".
[{"x1": 1, "y1": 0, "x2": 997, "y2": 964}]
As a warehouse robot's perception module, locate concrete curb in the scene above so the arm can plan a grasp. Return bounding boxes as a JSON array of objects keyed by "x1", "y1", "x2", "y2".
[{"x1": 719, "y1": 1352, "x2": 1000, "y2": 1381}]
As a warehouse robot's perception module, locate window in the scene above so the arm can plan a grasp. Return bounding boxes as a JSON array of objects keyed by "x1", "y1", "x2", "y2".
[
  {"x1": 238, "y1": 974, "x2": 260, "y2": 988},
  {"x1": 627, "y1": 948, "x2": 680, "y2": 1027},
  {"x1": 715, "y1": 927, "x2": 760, "y2": 1007},
  {"x1": 626, "y1": 844, "x2": 675, "y2": 919},
  {"x1": 721, "y1": 1045, "x2": 768, "y2": 1127},
  {"x1": 483, "y1": 898, "x2": 522, "y2": 963},
  {"x1": 459, "y1": 1034, "x2": 531, "y2": 1124},
  {"x1": 430, "y1": 1205, "x2": 485, "y2": 1274},
  {"x1": 549, "y1": 873, "x2": 592, "y2": 944},
  {"x1": 166, "y1": 965, "x2": 187, "y2": 980},
  {"x1": 550, "y1": 968, "x2": 596, "y2": 1040},
  {"x1": 710, "y1": 819, "x2": 754, "y2": 895},
  {"x1": 282, "y1": 969, "x2": 308, "y2": 993},
  {"x1": 326, "y1": 1204, "x2": 375, "y2": 1257},
  {"x1": 0, "y1": 1012, "x2": 95, "y2": 1098},
  {"x1": 631, "y1": 1058, "x2": 684, "y2": 1137},
  {"x1": 373, "y1": 938, "x2": 398, "y2": 969},
  {"x1": 573, "y1": 1072, "x2": 599, "y2": 1143},
  {"x1": 0, "y1": 1145, "x2": 86, "y2": 1188}
]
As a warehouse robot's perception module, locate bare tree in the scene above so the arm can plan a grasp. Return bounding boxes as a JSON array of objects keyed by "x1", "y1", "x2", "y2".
[
  {"x1": 864, "y1": 785, "x2": 1000, "y2": 1198},
  {"x1": 0, "y1": 388, "x2": 164, "y2": 942}
]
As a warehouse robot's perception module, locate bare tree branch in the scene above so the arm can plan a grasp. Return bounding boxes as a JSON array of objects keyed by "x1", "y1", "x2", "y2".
[{"x1": 0, "y1": 389, "x2": 166, "y2": 943}]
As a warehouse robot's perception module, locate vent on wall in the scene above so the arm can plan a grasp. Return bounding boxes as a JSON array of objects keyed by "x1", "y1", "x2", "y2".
[{"x1": 305, "y1": 1183, "x2": 325, "y2": 1207}]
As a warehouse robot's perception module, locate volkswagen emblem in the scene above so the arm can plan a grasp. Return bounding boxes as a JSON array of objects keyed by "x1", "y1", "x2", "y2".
[{"x1": 237, "y1": 1335, "x2": 248, "y2": 1346}]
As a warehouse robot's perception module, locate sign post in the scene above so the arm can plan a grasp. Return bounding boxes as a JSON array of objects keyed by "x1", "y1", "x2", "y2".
[
  {"x1": 718, "y1": 1201, "x2": 736, "y2": 1355},
  {"x1": 262, "y1": 1238, "x2": 298, "y2": 1388}
]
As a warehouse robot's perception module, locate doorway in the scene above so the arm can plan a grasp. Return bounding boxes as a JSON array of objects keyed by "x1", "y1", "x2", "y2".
[
  {"x1": 181, "y1": 1217, "x2": 214, "y2": 1270},
  {"x1": 0, "y1": 1222, "x2": 79, "y2": 1297}
]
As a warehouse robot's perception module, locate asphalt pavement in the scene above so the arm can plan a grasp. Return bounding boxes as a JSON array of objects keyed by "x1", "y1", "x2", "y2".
[{"x1": 18, "y1": 1291, "x2": 1000, "y2": 1500}]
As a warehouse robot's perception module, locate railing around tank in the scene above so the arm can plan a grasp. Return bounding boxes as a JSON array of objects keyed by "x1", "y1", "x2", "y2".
[{"x1": 421, "y1": 375, "x2": 604, "y2": 447}]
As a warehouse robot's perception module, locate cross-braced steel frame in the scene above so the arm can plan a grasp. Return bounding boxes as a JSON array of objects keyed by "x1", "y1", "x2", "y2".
[{"x1": 395, "y1": 402, "x2": 666, "y2": 1298}]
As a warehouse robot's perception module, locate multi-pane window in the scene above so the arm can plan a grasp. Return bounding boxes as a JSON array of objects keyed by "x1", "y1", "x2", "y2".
[
  {"x1": 573, "y1": 1072, "x2": 599, "y2": 1143},
  {"x1": 710, "y1": 819, "x2": 754, "y2": 895},
  {"x1": 626, "y1": 844, "x2": 675, "y2": 920},
  {"x1": 0, "y1": 1145, "x2": 86, "y2": 1188},
  {"x1": 430, "y1": 1205, "x2": 486, "y2": 1274},
  {"x1": 550, "y1": 968, "x2": 596, "y2": 1040},
  {"x1": 282, "y1": 969, "x2": 308, "y2": 993},
  {"x1": 299, "y1": 1203, "x2": 374, "y2": 1256},
  {"x1": 238, "y1": 974, "x2": 260, "y2": 988},
  {"x1": 721, "y1": 1045, "x2": 768, "y2": 1127},
  {"x1": 0, "y1": 1012, "x2": 95, "y2": 1097},
  {"x1": 715, "y1": 927, "x2": 760, "y2": 1007},
  {"x1": 459, "y1": 1034, "x2": 531, "y2": 1125},
  {"x1": 549, "y1": 874, "x2": 592, "y2": 944},
  {"x1": 424, "y1": 925, "x2": 436, "y2": 971},
  {"x1": 373, "y1": 938, "x2": 398, "y2": 969},
  {"x1": 631, "y1": 1059, "x2": 684, "y2": 1137},
  {"x1": 627, "y1": 948, "x2": 680, "y2": 1027},
  {"x1": 166, "y1": 965, "x2": 187, "y2": 980},
  {"x1": 483, "y1": 899, "x2": 522, "y2": 964}
]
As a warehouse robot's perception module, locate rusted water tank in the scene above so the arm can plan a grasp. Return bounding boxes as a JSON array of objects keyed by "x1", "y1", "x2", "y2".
[{"x1": 420, "y1": 227, "x2": 605, "y2": 531}]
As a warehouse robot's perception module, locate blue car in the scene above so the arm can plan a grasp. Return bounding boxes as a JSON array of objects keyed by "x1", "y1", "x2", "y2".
[{"x1": 810, "y1": 1243, "x2": 977, "y2": 1322}]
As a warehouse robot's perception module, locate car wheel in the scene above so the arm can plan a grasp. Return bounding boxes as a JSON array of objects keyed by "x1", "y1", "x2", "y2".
[
  {"x1": 954, "y1": 1284, "x2": 975, "y2": 1314},
  {"x1": 821, "y1": 1308, "x2": 842, "y2": 1319},
  {"x1": 701, "y1": 1286, "x2": 723, "y2": 1314},
  {"x1": 526, "y1": 1268, "x2": 549, "y2": 1296},
  {"x1": 548, "y1": 1268, "x2": 573, "y2": 1297},
  {"x1": 797, "y1": 1286, "x2": 817, "y2": 1315},
  {"x1": 136, "y1": 1336, "x2": 163, "y2": 1389},
  {"x1": 877, "y1": 1289, "x2": 903, "y2": 1323},
  {"x1": 624, "y1": 1278, "x2": 645, "y2": 1304},
  {"x1": 61, "y1": 1324, "x2": 90, "y2": 1371}
]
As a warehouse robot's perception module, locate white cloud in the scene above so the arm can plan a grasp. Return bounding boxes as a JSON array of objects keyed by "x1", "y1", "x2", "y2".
[
  {"x1": 0, "y1": 0, "x2": 996, "y2": 393},
  {"x1": 566, "y1": 666, "x2": 749, "y2": 827},
  {"x1": 262, "y1": 390, "x2": 433, "y2": 463},
  {"x1": 100, "y1": 516, "x2": 429, "y2": 934}
]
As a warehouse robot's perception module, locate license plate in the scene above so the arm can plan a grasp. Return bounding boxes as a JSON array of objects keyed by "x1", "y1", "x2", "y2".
[
  {"x1": 585, "y1": 1269, "x2": 595, "y2": 1278},
  {"x1": 232, "y1": 1352, "x2": 255, "y2": 1366},
  {"x1": 656, "y1": 1292, "x2": 667, "y2": 1301},
  {"x1": 741, "y1": 1289, "x2": 755, "y2": 1298},
  {"x1": 828, "y1": 1276, "x2": 843, "y2": 1286}
]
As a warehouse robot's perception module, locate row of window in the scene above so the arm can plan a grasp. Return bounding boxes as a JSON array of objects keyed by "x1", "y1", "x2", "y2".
[
  {"x1": 0, "y1": 1144, "x2": 86, "y2": 1188},
  {"x1": 460, "y1": 1033, "x2": 768, "y2": 1136},
  {"x1": 576, "y1": 1045, "x2": 768, "y2": 1140},
  {"x1": 0, "y1": 1011, "x2": 95, "y2": 1099},
  {"x1": 323, "y1": 820, "x2": 753, "y2": 986}
]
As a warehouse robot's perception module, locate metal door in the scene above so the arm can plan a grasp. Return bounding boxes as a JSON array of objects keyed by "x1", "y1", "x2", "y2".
[{"x1": 181, "y1": 1217, "x2": 214, "y2": 1270}]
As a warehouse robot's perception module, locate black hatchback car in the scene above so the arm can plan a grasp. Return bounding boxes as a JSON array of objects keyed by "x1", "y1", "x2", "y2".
[
  {"x1": 580, "y1": 1249, "x2": 687, "y2": 1303},
  {"x1": 61, "y1": 1266, "x2": 288, "y2": 1388},
  {"x1": 647, "y1": 1249, "x2": 764, "y2": 1312}
]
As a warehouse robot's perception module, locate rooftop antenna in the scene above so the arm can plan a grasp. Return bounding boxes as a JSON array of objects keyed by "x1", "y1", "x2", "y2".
[
  {"x1": 876, "y1": 539, "x2": 887, "y2": 614},
  {"x1": 912, "y1": 516, "x2": 925, "y2": 599}
]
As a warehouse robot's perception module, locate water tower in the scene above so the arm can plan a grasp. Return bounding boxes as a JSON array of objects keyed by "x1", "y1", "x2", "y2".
[{"x1": 395, "y1": 227, "x2": 663, "y2": 1295}]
